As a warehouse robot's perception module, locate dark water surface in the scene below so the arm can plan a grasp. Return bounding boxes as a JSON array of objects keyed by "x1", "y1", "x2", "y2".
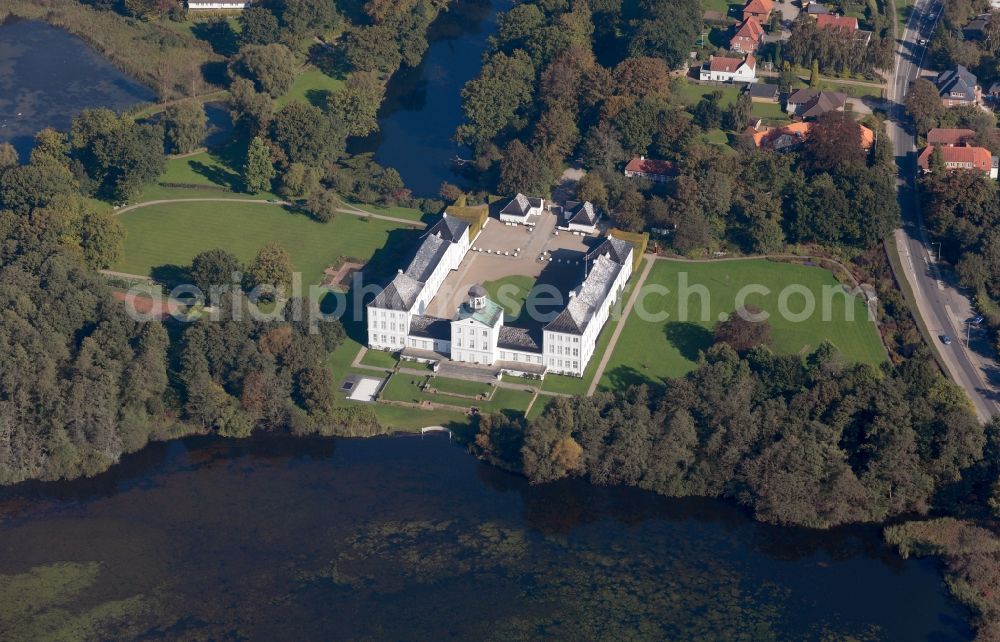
[
  {"x1": 0, "y1": 18, "x2": 155, "y2": 161},
  {"x1": 0, "y1": 434, "x2": 971, "y2": 640},
  {"x1": 361, "y1": 0, "x2": 512, "y2": 197}
]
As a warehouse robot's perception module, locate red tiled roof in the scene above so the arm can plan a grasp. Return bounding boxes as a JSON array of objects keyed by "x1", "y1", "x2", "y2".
[
  {"x1": 918, "y1": 145, "x2": 994, "y2": 172},
  {"x1": 624, "y1": 157, "x2": 678, "y2": 177},
  {"x1": 749, "y1": 121, "x2": 875, "y2": 150},
  {"x1": 743, "y1": 0, "x2": 773, "y2": 15},
  {"x1": 816, "y1": 14, "x2": 859, "y2": 31},
  {"x1": 709, "y1": 54, "x2": 755, "y2": 73},
  {"x1": 735, "y1": 16, "x2": 765, "y2": 38},
  {"x1": 926, "y1": 128, "x2": 976, "y2": 146}
]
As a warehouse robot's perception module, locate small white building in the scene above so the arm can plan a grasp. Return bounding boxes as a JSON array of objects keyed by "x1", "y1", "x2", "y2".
[
  {"x1": 499, "y1": 193, "x2": 544, "y2": 224},
  {"x1": 699, "y1": 54, "x2": 757, "y2": 83},
  {"x1": 561, "y1": 200, "x2": 601, "y2": 233}
]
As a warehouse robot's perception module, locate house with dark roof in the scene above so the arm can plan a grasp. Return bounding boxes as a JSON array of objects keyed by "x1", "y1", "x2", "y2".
[
  {"x1": 624, "y1": 156, "x2": 679, "y2": 183},
  {"x1": 561, "y1": 201, "x2": 602, "y2": 233},
  {"x1": 742, "y1": 0, "x2": 773, "y2": 22},
  {"x1": 785, "y1": 89, "x2": 847, "y2": 119},
  {"x1": 936, "y1": 65, "x2": 981, "y2": 107},
  {"x1": 699, "y1": 54, "x2": 757, "y2": 82},
  {"x1": 730, "y1": 17, "x2": 765, "y2": 54},
  {"x1": 918, "y1": 145, "x2": 998, "y2": 178},
  {"x1": 743, "y1": 82, "x2": 779, "y2": 102},
  {"x1": 499, "y1": 193, "x2": 545, "y2": 224},
  {"x1": 927, "y1": 128, "x2": 976, "y2": 147},
  {"x1": 806, "y1": 2, "x2": 831, "y2": 15}
]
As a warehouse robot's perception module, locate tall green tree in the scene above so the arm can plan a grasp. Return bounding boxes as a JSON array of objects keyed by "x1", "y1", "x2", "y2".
[
  {"x1": 163, "y1": 100, "x2": 207, "y2": 155},
  {"x1": 229, "y1": 44, "x2": 297, "y2": 98},
  {"x1": 243, "y1": 136, "x2": 275, "y2": 194}
]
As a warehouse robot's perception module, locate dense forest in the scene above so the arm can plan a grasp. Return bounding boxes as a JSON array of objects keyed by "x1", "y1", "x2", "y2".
[{"x1": 474, "y1": 341, "x2": 985, "y2": 529}]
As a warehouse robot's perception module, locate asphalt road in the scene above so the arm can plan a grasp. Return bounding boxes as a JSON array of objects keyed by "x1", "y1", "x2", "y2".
[{"x1": 887, "y1": 0, "x2": 1000, "y2": 422}]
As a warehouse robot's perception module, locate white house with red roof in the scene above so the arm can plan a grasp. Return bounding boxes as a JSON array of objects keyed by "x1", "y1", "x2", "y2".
[
  {"x1": 699, "y1": 55, "x2": 757, "y2": 83},
  {"x1": 623, "y1": 156, "x2": 679, "y2": 183}
]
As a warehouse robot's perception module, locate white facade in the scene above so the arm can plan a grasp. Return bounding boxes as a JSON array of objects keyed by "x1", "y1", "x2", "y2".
[
  {"x1": 366, "y1": 210, "x2": 636, "y2": 379},
  {"x1": 699, "y1": 57, "x2": 757, "y2": 83}
]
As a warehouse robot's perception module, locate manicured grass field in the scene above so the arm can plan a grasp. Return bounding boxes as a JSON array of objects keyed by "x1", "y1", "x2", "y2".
[
  {"x1": 360, "y1": 349, "x2": 399, "y2": 369},
  {"x1": 277, "y1": 67, "x2": 344, "y2": 108},
  {"x1": 483, "y1": 275, "x2": 537, "y2": 321},
  {"x1": 429, "y1": 376, "x2": 492, "y2": 398},
  {"x1": 381, "y1": 374, "x2": 534, "y2": 414},
  {"x1": 140, "y1": 147, "x2": 280, "y2": 202},
  {"x1": 346, "y1": 201, "x2": 426, "y2": 222},
  {"x1": 597, "y1": 259, "x2": 885, "y2": 390},
  {"x1": 115, "y1": 201, "x2": 411, "y2": 284},
  {"x1": 673, "y1": 80, "x2": 741, "y2": 107}
]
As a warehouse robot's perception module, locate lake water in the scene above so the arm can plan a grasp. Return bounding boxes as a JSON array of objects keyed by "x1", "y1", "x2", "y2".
[
  {"x1": 362, "y1": 0, "x2": 511, "y2": 197},
  {"x1": 0, "y1": 434, "x2": 971, "y2": 639},
  {"x1": 0, "y1": 18, "x2": 155, "y2": 161}
]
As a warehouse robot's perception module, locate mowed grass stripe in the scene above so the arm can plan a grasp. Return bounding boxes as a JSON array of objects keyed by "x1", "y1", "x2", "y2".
[
  {"x1": 599, "y1": 259, "x2": 885, "y2": 390},
  {"x1": 115, "y1": 201, "x2": 411, "y2": 284}
]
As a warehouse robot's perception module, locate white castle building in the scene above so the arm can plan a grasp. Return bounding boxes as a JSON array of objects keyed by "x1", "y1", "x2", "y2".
[{"x1": 366, "y1": 199, "x2": 633, "y2": 378}]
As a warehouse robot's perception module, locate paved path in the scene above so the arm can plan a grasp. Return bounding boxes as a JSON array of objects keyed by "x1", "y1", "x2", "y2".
[
  {"x1": 586, "y1": 254, "x2": 655, "y2": 395},
  {"x1": 115, "y1": 196, "x2": 421, "y2": 226},
  {"x1": 883, "y1": 0, "x2": 999, "y2": 422}
]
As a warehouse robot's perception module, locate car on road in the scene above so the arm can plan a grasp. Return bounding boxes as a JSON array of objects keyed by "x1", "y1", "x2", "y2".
[
  {"x1": 919, "y1": 38, "x2": 927, "y2": 45},
  {"x1": 940, "y1": 334, "x2": 953, "y2": 345}
]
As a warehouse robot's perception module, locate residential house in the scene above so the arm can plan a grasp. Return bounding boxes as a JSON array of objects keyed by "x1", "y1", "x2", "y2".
[
  {"x1": 963, "y1": 13, "x2": 991, "y2": 40},
  {"x1": 699, "y1": 54, "x2": 757, "y2": 82},
  {"x1": 786, "y1": 89, "x2": 847, "y2": 119},
  {"x1": 815, "y1": 14, "x2": 859, "y2": 31},
  {"x1": 936, "y1": 65, "x2": 981, "y2": 107},
  {"x1": 742, "y1": 0, "x2": 773, "y2": 22},
  {"x1": 730, "y1": 17, "x2": 765, "y2": 54},
  {"x1": 746, "y1": 121, "x2": 874, "y2": 152},
  {"x1": 624, "y1": 156, "x2": 679, "y2": 183},
  {"x1": 806, "y1": 2, "x2": 831, "y2": 15},
  {"x1": 926, "y1": 128, "x2": 976, "y2": 146},
  {"x1": 744, "y1": 82, "x2": 780, "y2": 102},
  {"x1": 499, "y1": 193, "x2": 545, "y2": 224},
  {"x1": 813, "y1": 13, "x2": 873, "y2": 45},
  {"x1": 918, "y1": 145, "x2": 998, "y2": 178}
]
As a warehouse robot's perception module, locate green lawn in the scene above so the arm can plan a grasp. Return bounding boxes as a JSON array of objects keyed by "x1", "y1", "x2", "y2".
[
  {"x1": 360, "y1": 349, "x2": 399, "y2": 369},
  {"x1": 429, "y1": 376, "x2": 493, "y2": 398},
  {"x1": 381, "y1": 374, "x2": 534, "y2": 415},
  {"x1": 140, "y1": 147, "x2": 279, "y2": 202},
  {"x1": 672, "y1": 79, "x2": 741, "y2": 107},
  {"x1": 277, "y1": 67, "x2": 344, "y2": 108},
  {"x1": 115, "y1": 201, "x2": 411, "y2": 284},
  {"x1": 598, "y1": 259, "x2": 885, "y2": 391},
  {"x1": 346, "y1": 201, "x2": 426, "y2": 222},
  {"x1": 483, "y1": 275, "x2": 537, "y2": 321}
]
